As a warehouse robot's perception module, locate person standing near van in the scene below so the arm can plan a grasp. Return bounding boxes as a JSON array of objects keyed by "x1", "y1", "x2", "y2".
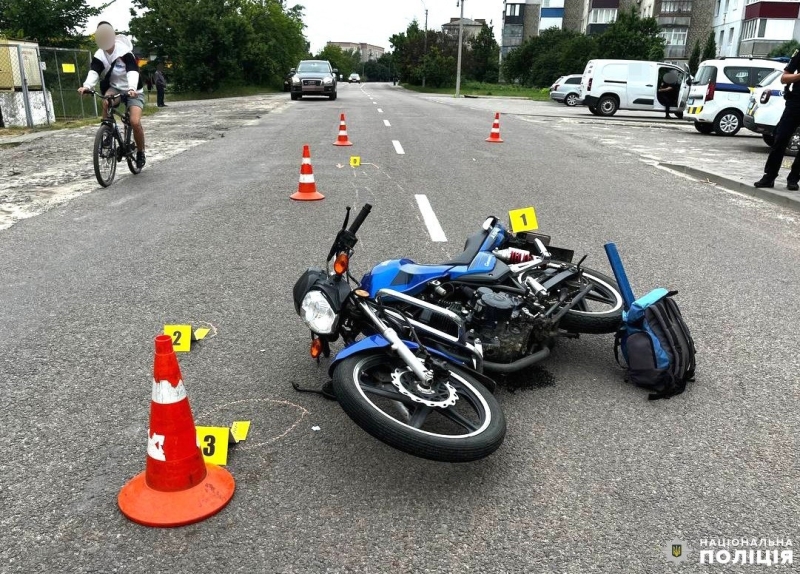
[
  {"x1": 658, "y1": 72, "x2": 680, "y2": 119},
  {"x1": 155, "y1": 63, "x2": 167, "y2": 107},
  {"x1": 755, "y1": 50, "x2": 800, "y2": 190}
]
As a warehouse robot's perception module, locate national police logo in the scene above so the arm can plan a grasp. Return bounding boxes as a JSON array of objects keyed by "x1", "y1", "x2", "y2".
[{"x1": 665, "y1": 540, "x2": 690, "y2": 564}]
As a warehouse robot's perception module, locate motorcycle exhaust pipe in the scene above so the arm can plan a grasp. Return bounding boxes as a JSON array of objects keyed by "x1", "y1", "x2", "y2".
[{"x1": 483, "y1": 347, "x2": 551, "y2": 374}]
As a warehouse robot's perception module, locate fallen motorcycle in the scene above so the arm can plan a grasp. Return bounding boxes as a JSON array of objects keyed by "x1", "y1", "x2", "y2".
[{"x1": 293, "y1": 204, "x2": 623, "y2": 462}]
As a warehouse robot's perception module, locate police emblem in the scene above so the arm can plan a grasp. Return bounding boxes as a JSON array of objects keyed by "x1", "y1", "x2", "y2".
[{"x1": 665, "y1": 540, "x2": 690, "y2": 563}]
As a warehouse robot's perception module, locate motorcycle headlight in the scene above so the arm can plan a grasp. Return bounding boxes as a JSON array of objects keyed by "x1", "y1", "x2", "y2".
[
  {"x1": 292, "y1": 75, "x2": 301, "y2": 84},
  {"x1": 301, "y1": 290, "x2": 337, "y2": 334},
  {"x1": 323, "y1": 76, "x2": 333, "y2": 84}
]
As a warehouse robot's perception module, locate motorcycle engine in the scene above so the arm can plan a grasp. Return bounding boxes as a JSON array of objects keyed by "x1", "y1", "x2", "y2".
[{"x1": 464, "y1": 287, "x2": 542, "y2": 363}]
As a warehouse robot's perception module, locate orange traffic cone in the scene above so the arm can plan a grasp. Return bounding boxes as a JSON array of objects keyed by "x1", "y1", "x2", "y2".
[
  {"x1": 486, "y1": 112, "x2": 504, "y2": 143},
  {"x1": 118, "y1": 335, "x2": 235, "y2": 527},
  {"x1": 333, "y1": 113, "x2": 353, "y2": 146},
  {"x1": 290, "y1": 145, "x2": 324, "y2": 201}
]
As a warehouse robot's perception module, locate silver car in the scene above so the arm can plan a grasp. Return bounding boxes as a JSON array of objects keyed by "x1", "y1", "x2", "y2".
[{"x1": 549, "y1": 74, "x2": 582, "y2": 106}]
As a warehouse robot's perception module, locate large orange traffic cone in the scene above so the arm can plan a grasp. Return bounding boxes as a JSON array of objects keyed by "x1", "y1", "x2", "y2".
[
  {"x1": 290, "y1": 145, "x2": 324, "y2": 201},
  {"x1": 486, "y1": 112, "x2": 504, "y2": 143},
  {"x1": 118, "y1": 335, "x2": 235, "y2": 527},
  {"x1": 333, "y1": 113, "x2": 353, "y2": 146}
]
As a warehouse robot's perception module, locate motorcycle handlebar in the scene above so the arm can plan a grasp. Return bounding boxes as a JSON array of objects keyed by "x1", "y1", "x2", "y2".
[{"x1": 347, "y1": 203, "x2": 372, "y2": 235}]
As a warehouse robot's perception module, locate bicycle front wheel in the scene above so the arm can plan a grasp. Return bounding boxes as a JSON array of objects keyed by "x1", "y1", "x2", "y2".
[
  {"x1": 124, "y1": 125, "x2": 141, "y2": 175},
  {"x1": 93, "y1": 124, "x2": 117, "y2": 187}
]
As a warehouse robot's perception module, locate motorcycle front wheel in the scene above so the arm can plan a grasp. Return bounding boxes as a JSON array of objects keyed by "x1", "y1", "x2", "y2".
[{"x1": 333, "y1": 351, "x2": 506, "y2": 462}]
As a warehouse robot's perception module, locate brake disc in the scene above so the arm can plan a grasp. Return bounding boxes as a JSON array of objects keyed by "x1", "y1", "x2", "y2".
[{"x1": 390, "y1": 367, "x2": 458, "y2": 408}]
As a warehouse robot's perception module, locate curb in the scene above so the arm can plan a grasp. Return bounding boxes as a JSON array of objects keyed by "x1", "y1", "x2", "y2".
[{"x1": 660, "y1": 162, "x2": 800, "y2": 213}]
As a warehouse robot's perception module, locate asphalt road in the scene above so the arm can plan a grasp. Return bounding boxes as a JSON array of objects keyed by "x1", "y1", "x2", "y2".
[{"x1": 1, "y1": 82, "x2": 798, "y2": 573}]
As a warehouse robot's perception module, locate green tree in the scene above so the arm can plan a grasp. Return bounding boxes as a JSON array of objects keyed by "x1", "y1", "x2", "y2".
[
  {"x1": 469, "y1": 23, "x2": 500, "y2": 83},
  {"x1": 768, "y1": 39, "x2": 800, "y2": 58},
  {"x1": 595, "y1": 8, "x2": 665, "y2": 61},
  {"x1": 688, "y1": 40, "x2": 701, "y2": 75},
  {"x1": 129, "y1": 0, "x2": 307, "y2": 91},
  {"x1": 502, "y1": 28, "x2": 596, "y2": 87},
  {"x1": 0, "y1": 0, "x2": 100, "y2": 46},
  {"x1": 701, "y1": 31, "x2": 716, "y2": 61},
  {"x1": 314, "y1": 44, "x2": 355, "y2": 78}
]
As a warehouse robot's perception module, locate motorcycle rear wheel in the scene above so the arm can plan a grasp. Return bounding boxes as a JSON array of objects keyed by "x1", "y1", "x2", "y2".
[
  {"x1": 333, "y1": 351, "x2": 506, "y2": 462},
  {"x1": 550, "y1": 267, "x2": 624, "y2": 334}
]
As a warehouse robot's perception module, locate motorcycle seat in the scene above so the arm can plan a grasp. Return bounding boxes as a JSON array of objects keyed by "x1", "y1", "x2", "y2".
[{"x1": 442, "y1": 228, "x2": 489, "y2": 266}]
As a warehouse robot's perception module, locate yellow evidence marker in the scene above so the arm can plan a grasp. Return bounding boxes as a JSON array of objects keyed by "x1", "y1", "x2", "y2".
[
  {"x1": 350, "y1": 156, "x2": 361, "y2": 168},
  {"x1": 61, "y1": 63, "x2": 76, "y2": 73},
  {"x1": 230, "y1": 421, "x2": 251, "y2": 444},
  {"x1": 195, "y1": 426, "x2": 230, "y2": 466},
  {"x1": 508, "y1": 207, "x2": 539, "y2": 234},
  {"x1": 164, "y1": 324, "x2": 192, "y2": 352}
]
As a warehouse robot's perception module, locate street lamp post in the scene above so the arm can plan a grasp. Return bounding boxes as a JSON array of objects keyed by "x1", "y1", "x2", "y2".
[{"x1": 455, "y1": 0, "x2": 465, "y2": 97}]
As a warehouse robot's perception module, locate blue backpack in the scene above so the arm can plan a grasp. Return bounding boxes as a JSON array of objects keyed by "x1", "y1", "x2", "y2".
[{"x1": 615, "y1": 288, "x2": 696, "y2": 400}]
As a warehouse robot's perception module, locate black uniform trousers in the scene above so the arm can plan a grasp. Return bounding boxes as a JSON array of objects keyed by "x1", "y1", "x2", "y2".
[{"x1": 764, "y1": 98, "x2": 800, "y2": 182}]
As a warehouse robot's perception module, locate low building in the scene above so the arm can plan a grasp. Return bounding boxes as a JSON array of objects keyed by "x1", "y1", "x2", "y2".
[
  {"x1": 326, "y1": 42, "x2": 384, "y2": 62},
  {"x1": 442, "y1": 17, "x2": 488, "y2": 40}
]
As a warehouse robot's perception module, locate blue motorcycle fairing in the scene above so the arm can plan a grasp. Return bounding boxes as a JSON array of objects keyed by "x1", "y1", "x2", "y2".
[
  {"x1": 360, "y1": 243, "x2": 503, "y2": 299},
  {"x1": 480, "y1": 223, "x2": 507, "y2": 253},
  {"x1": 328, "y1": 334, "x2": 462, "y2": 375}
]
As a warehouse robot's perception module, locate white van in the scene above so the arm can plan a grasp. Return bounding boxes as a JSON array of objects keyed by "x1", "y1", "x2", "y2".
[
  {"x1": 579, "y1": 59, "x2": 690, "y2": 117},
  {"x1": 685, "y1": 58, "x2": 785, "y2": 136}
]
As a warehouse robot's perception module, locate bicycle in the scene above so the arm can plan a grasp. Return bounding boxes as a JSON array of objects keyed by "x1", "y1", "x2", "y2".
[{"x1": 85, "y1": 90, "x2": 142, "y2": 187}]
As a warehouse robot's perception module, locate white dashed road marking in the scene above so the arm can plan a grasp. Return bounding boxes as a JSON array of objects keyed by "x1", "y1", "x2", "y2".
[
  {"x1": 377, "y1": 108, "x2": 383, "y2": 113},
  {"x1": 415, "y1": 195, "x2": 447, "y2": 242},
  {"x1": 383, "y1": 120, "x2": 391, "y2": 127},
  {"x1": 392, "y1": 140, "x2": 405, "y2": 155}
]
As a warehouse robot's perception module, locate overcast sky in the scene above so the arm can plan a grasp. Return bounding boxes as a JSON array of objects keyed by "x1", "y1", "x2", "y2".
[{"x1": 86, "y1": 0, "x2": 504, "y2": 54}]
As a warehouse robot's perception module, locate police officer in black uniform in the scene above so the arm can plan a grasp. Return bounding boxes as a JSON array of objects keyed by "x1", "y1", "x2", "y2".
[{"x1": 755, "y1": 50, "x2": 800, "y2": 190}]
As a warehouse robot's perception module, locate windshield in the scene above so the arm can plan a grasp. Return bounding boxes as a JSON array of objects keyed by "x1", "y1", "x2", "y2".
[
  {"x1": 693, "y1": 65, "x2": 717, "y2": 86},
  {"x1": 297, "y1": 62, "x2": 330, "y2": 73},
  {"x1": 758, "y1": 69, "x2": 782, "y2": 87}
]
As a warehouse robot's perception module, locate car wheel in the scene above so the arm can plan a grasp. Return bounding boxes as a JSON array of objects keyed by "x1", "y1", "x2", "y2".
[
  {"x1": 291, "y1": 93, "x2": 300, "y2": 100},
  {"x1": 589, "y1": 106, "x2": 600, "y2": 116},
  {"x1": 713, "y1": 109, "x2": 742, "y2": 136},
  {"x1": 694, "y1": 121, "x2": 713, "y2": 134},
  {"x1": 596, "y1": 95, "x2": 618, "y2": 116},
  {"x1": 330, "y1": 92, "x2": 337, "y2": 101},
  {"x1": 564, "y1": 93, "x2": 579, "y2": 107}
]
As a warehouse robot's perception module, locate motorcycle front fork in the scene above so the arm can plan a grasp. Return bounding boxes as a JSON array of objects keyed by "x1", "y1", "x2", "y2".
[{"x1": 357, "y1": 300, "x2": 433, "y2": 384}]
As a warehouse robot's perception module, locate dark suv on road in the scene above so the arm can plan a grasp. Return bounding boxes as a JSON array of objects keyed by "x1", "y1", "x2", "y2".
[{"x1": 290, "y1": 60, "x2": 338, "y2": 100}]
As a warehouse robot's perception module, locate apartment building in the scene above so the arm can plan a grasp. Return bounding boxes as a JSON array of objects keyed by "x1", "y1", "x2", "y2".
[
  {"x1": 738, "y1": 0, "x2": 800, "y2": 57},
  {"x1": 500, "y1": 0, "x2": 542, "y2": 59},
  {"x1": 442, "y1": 17, "x2": 488, "y2": 40},
  {"x1": 326, "y1": 42, "x2": 385, "y2": 62},
  {"x1": 712, "y1": 0, "x2": 746, "y2": 57}
]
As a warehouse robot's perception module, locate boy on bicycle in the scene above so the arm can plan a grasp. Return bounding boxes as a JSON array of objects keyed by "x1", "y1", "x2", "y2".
[{"x1": 78, "y1": 22, "x2": 147, "y2": 169}]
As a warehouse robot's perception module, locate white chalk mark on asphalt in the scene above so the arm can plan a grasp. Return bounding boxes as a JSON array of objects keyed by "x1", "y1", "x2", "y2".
[
  {"x1": 377, "y1": 108, "x2": 383, "y2": 113},
  {"x1": 373, "y1": 101, "x2": 377, "y2": 105},
  {"x1": 415, "y1": 194, "x2": 447, "y2": 242},
  {"x1": 392, "y1": 140, "x2": 405, "y2": 155},
  {"x1": 383, "y1": 120, "x2": 391, "y2": 127}
]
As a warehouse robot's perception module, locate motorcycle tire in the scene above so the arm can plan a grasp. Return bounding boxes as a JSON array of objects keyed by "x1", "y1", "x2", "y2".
[
  {"x1": 333, "y1": 351, "x2": 506, "y2": 463},
  {"x1": 556, "y1": 267, "x2": 624, "y2": 334}
]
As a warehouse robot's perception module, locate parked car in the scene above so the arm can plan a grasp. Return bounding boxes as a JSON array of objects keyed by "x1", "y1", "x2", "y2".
[
  {"x1": 685, "y1": 57, "x2": 785, "y2": 136},
  {"x1": 550, "y1": 74, "x2": 582, "y2": 106},
  {"x1": 348, "y1": 73, "x2": 361, "y2": 83},
  {"x1": 743, "y1": 69, "x2": 800, "y2": 156},
  {"x1": 579, "y1": 59, "x2": 690, "y2": 117},
  {"x1": 290, "y1": 60, "x2": 338, "y2": 100}
]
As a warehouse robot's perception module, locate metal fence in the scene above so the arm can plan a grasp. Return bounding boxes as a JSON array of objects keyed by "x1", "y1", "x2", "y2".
[{"x1": 0, "y1": 43, "x2": 97, "y2": 128}]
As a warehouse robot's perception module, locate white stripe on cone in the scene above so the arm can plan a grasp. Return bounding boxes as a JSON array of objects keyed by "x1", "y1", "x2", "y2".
[
  {"x1": 299, "y1": 174, "x2": 315, "y2": 184},
  {"x1": 152, "y1": 378, "x2": 187, "y2": 405},
  {"x1": 302, "y1": 157, "x2": 311, "y2": 164}
]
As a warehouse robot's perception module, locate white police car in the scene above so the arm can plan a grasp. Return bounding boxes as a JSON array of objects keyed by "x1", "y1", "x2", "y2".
[
  {"x1": 743, "y1": 69, "x2": 800, "y2": 155},
  {"x1": 685, "y1": 58, "x2": 785, "y2": 136}
]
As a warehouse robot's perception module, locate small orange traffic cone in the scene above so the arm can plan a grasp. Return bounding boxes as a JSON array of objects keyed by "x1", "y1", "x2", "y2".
[
  {"x1": 333, "y1": 113, "x2": 353, "y2": 146},
  {"x1": 486, "y1": 112, "x2": 504, "y2": 143},
  {"x1": 117, "y1": 335, "x2": 235, "y2": 527},
  {"x1": 290, "y1": 145, "x2": 324, "y2": 201}
]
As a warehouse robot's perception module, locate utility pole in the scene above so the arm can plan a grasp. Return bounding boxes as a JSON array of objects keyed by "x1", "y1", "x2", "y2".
[
  {"x1": 422, "y1": 1, "x2": 428, "y2": 88},
  {"x1": 455, "y1": 0, "x2": 465, "y2": 97}
]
